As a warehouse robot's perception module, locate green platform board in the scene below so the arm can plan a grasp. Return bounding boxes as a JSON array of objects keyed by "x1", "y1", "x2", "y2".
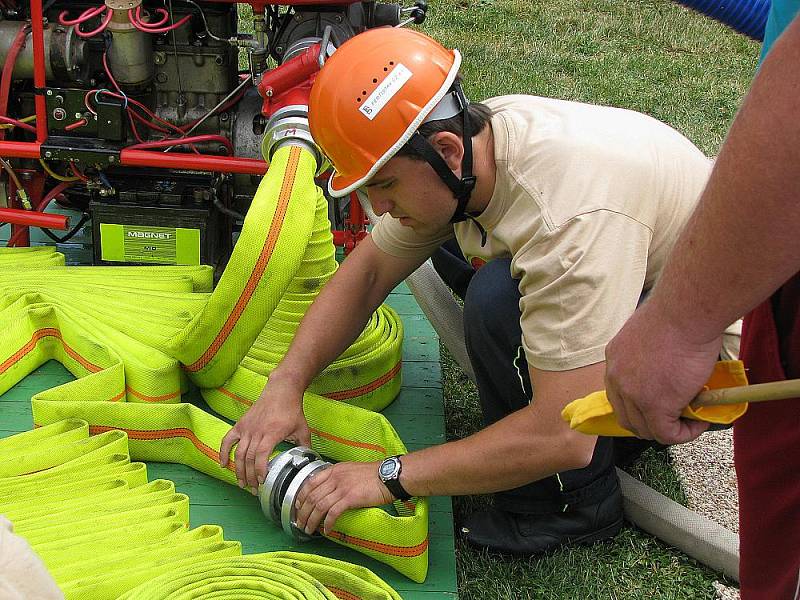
[{"x1": 0, "y1": 282, "x2": 458, "y2": 599}]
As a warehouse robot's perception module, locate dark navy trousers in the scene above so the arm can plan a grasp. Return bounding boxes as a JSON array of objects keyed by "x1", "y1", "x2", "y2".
[{"x1": 432, "y1": 240, "x2": 619, "y2": 514}]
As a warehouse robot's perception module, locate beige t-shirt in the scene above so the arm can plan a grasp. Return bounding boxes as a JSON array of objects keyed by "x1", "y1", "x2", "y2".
[{"x1": 372, "y1": 95, "x2": 737, "y2": 370}]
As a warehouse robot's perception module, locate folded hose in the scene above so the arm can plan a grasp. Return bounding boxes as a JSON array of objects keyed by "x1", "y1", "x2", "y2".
[
  {"x1": 0, "y1": 145, "x2": 428, "y2": 582},
  {"x1": 0, "y1": 420, "x2": 404, "y2": 600}
]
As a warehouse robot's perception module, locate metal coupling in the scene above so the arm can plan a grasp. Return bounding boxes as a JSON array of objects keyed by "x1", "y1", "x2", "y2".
[
  {"x1": 258, "y1": 446, "x2": 331, "y2": 541},
  {"x1": 261, "y1": 105, "x2": 329, "y2": 176}
]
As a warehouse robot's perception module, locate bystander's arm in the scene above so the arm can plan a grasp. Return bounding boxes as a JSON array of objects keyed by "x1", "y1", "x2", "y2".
[{"x1": 605, "y1": 13, "x2": 800, "y2": 442}]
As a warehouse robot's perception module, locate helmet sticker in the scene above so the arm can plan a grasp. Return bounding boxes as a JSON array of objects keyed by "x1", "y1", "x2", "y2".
[{"x1": 359, "y1": 63, "x2": 413, "y2": 121}]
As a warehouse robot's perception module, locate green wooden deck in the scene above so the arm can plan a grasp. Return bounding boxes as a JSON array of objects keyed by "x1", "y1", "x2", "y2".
[{"x1": 0, "y1": 279, "x2": 458, "y2": 599}]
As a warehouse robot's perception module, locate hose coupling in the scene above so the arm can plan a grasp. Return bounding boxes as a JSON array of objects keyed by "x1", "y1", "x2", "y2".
[
  {"x1": 258, "y1": 446, "x2": 331, "y2": 541},
  {"x1": 261, "y1": 105, "x2": 329, "y2": 176}
]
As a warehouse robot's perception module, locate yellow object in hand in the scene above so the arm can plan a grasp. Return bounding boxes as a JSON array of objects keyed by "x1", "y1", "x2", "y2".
[{"x1": 561, "y1": 360, "x2": 750, "y2": 437}]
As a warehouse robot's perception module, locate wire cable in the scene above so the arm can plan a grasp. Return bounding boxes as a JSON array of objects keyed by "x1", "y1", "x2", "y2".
[
  {"x1": 40, "y1": 212, "x2": 90, "y2": 244},
  {"x1": 39, "y1": 160, "x2": 81, "y2": 182}
]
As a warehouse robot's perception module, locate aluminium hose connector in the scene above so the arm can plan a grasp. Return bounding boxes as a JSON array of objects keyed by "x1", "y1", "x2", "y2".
[
  {"x1": 261, "y1": 106, "x2": 329, "y2": 176},
  {"x1": 259, "y1": 446, "x2": 331, "y2": 541}
]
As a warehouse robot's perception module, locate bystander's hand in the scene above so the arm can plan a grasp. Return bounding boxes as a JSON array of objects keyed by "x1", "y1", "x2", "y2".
[
  {"x1": 293, "y1": 461, "x2": 395, "y2": 535},
  {"x1": 219, "y1": 377, "x2": 310, "y2": 493},
  {"x1": 604, "y1": 299, "x2": 721, "y2": 444}
]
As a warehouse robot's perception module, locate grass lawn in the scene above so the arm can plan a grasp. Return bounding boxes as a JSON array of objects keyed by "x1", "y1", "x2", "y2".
[{"x1": 429, "y1": 0, "x2": 759, "y2": 598}]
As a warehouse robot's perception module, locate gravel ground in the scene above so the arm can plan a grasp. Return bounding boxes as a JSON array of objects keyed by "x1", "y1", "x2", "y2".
[{"x1": 669, "y1": 429, "x2": 740, "y2": 599}]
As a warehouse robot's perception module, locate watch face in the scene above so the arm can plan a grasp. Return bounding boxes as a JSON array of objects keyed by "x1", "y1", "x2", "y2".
[{"x1": 380, "y1": 457, "x2": 398, "y2": 478}]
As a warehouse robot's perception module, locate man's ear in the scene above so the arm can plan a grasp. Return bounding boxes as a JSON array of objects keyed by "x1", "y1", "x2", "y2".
[{"x1": 429, "y1": 132, "x2": 464, "y2": 173}]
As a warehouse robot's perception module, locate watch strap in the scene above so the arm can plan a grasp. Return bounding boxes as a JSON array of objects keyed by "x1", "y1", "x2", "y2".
[{"x1": 380, "y1": 456, "x2": 411, "y2": 501}]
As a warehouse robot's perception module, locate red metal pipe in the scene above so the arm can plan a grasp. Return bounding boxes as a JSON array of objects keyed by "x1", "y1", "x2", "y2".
[
  {"x1": 0, "y1": 207, "x2": 69, "y2": 230},
  {"x1": 0, "y1": 142, "x2": 267, "y2": 174},
  {"x1": 0, "y1": 141, "x2": 41, "y2": 159},
  {"x1": 30, "y1": 0, "x2": 48, "y2": 142},
  {"x1": 120, "y1": 149, "x2": 267, "y2": 175},
  {"x1": 258, "y1": 43, "x2": 320, "y2": 103}
]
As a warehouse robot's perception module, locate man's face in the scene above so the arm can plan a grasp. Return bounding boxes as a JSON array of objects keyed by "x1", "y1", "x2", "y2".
[{"x1": 364, "y1": 155, "x2": 457, "y2": 234}]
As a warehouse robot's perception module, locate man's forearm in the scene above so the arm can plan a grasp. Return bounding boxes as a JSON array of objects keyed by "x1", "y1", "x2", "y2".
[
  {"x1": 650, "y1": 16, "x2": 800, "y2": 341},
  {"x1": 401, "y1": 408, "x2": 595, "y2": 497}
]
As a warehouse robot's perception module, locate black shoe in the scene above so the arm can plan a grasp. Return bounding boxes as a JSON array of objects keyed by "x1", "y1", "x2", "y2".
[{"x1": 459, "y1": 483, "x2": 623, "y2": 555}]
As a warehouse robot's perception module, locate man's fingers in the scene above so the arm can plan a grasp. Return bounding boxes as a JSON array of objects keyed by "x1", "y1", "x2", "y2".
[
  {"x1": 219, "y1": 429, "x2": 239, "y2": 468},
  {"x1": 298, "y1": 427, "x2": 311, "y2": 448},
  {"x1": 233, "y1": 434, "x2": 251, "y2": 488},
  {"x1": 298, "y1": 484, "x2": 338, "y2": 535},
  {"x1": 653, "y1": 417, "x2": 709, "y2": 446},
  {"x1": 295, "y1": 467, "x2": 330, "y2": 506},
  {"x1": 255, "y1": 434, "x2": 284, "y2": 486},
  {"x1": 322, "y1": 499, "x2": 349, "y2": 535},
  {"x1": 244, "y1": 438, "x2": 264, "y2": 491},
  {"x1": 295, "y1": 478, "x2": 335, "y2": 529},
  {"x1": 617, "y1": 396, "x2": 654, "y2": 440}
]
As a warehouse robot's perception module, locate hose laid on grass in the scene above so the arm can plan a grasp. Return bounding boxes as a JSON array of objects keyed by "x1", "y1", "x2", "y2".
[
  {"x1": 0, "y1": 145, "x2": 428, "y2": 582},
  {"x1": 0, "y1": 420, "x2": 404, "y2": 600}
]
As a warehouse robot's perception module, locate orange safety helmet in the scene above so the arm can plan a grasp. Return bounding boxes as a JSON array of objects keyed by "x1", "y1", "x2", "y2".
[{"x1": 309, "y1": 27, "x2": 467, "y2": 199}]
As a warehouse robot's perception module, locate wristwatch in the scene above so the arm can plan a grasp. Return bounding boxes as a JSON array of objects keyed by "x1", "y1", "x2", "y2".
[{"x1": 378, "y1": 455, "x2": 411, "y2": 501}]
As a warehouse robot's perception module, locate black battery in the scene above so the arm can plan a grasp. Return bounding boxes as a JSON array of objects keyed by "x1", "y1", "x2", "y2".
[{"x1": 90, "y1": 170, "x2": 220, "y2": 266}]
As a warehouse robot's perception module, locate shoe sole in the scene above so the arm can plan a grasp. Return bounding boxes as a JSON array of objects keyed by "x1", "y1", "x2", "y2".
[
  {"x1": 569, "y1": 517, "x2": 624, "y2": 547},
  {"x1": 461, "y1": 517, "x2": 625, "y2": 556}
]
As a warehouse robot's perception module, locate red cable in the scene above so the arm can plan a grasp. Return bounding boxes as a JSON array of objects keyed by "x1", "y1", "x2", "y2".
[
  {"x1": 58, "y1": 5, "x2": 106, "y2": 26},
  {"x1": 127, "y1": 109, "x2": 171, "y2": 134},
  {"x1": 127, "y1": 6, "x2": 170, "y2": 29},
  {"x1": 69, "y1": 163, "x2": 88, "y2": 182},
  {"x1": 127, "y1": 134, "x2": 234, "y2": 155},
  {"x1": 0, "y1": 24, "x2": 29, "y2": 142},
  {"x1": 0, "y1": 116, "x2": 36, "y2": 133},
  {"x1": 65, "y1": 119, "x2": 88, "y2": 131},
  {"x1": 74, "y1": 9, "x2": 112, "y2": 39},
  {"x1": 128, "y1": 9, "x2": 192, "y2": 34}
]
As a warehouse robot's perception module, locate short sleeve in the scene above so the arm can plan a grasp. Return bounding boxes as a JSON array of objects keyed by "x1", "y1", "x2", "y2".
[
  {"x1": 370, "y1": 213, "x2": 453, "y2": 260},
  {"x1": 516, "y1": 210, "x2": 653, "y2": 371}
]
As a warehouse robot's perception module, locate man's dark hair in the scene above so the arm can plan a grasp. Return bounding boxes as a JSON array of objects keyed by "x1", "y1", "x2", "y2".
[{"x1": 395, "y1": 99, "x2": 492, "y2": 160}]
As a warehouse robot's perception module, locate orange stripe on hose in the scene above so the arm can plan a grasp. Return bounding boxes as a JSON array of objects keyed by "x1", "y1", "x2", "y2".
[
  {"x1": 184, "y1": 147, "x2": 301, "y2": 373},
  {"x1": 324, "y1": 361, "x2": 401, "y2": 401},
  {"x1": 217, "y1": 360, "x2": 400, "y2": 408},
  {"x1": 217, "y1": 386, "x2": 251, "y2": 407},
  {"x1": 125, "y1": 386, "x2": 181, "y2": 403},
  {"x1": 88, "y1": 424, "x2": 237, "y2": 473},
  {"x1": 1, "y1": 328, "x2": 176, "y2": 402},
  {"x1": 109, "y1": 390, "x2": 126, "y2": 402},
  {"x1": 327, "y1": 530, "x2": 429, "y2": 558},
  {"x1": 327, "y1": 587, "x2": 361, "y2": 600},
  {"x1": 214, "y1": 390, "x2": 388, "y2": 454},
  {"x1": 0, "y1": 327, "x2": 103, "y2": 374},
  {"x1": 309, "y1": 428, "x2": 386, "y2": 454}
]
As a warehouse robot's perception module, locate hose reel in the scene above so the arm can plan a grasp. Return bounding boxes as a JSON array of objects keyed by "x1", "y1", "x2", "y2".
[{"x1": 259, "y1": 446, "x2": 332, "y2": 541}]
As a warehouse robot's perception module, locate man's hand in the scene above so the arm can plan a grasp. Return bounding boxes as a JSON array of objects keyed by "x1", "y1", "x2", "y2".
[
  {"x1": 293, "y1": 461, "x2": 394, "y2": 535},
  {"x1": 604, "y1": 299, "x2": 721, "y2": 444},
  {"x1": 218, "y1": 379, "x2": 310, "y2": 493}
]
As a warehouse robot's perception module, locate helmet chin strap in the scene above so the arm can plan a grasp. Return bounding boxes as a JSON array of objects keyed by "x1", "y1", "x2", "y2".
[{"x1": 405, "y1": 82, "x2": 477, "y2": 224}]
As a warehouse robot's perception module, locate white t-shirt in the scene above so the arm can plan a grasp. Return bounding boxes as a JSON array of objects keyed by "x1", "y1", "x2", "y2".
[{"x1": 372, "y1": 95, "x2": 740, "y2": 370}]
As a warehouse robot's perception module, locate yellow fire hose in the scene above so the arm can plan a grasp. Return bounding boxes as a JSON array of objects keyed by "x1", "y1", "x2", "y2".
[
  {"x1": 0, "y1": 419, "x2": 402, "y2": 600},
  {"x1": 0, "y1": 145, "x2": 428, "y2": 584}
]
